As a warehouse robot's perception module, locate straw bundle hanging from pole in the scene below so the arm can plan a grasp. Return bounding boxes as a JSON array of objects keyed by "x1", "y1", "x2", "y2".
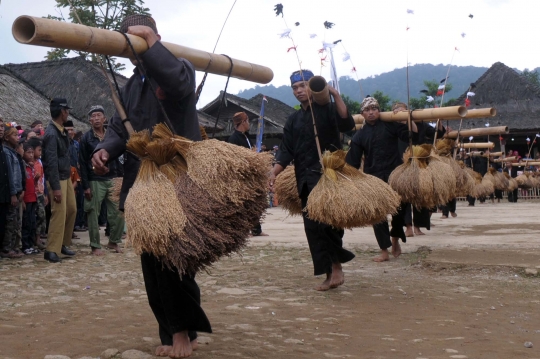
[
  {"x1": 306, "y1": 150, "x2": 400, "y2": 229},
  {"x1": 487, "y1": 168, "x2": 509, "y2": 190},
  {"x1": 504, "y1": 172, "x2": 518, "y2": 191},
  {"x1": 388, "y1": 146, "x2": 437, "y2": 208},
  {"x1": 456, "y1": 161, "x2": 475, "y2": 197},
  {"x1": 516, "y1": 172, "x2": 534, "y2": 189},
  {"x1": 435, "y1": 139, "x2": 469, "y2": 197},
  {"x1": 274, "y1": 166, "x2": 303, "y2": 216}
]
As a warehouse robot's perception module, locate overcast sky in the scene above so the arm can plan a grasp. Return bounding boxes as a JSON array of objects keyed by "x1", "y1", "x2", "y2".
[{"x1": 1, "y1": 0, "x2": 538, "y2": 108}]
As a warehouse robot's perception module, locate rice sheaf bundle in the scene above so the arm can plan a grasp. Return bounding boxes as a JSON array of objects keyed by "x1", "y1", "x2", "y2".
[
  {"x1": 434, "y1": 139, "x2": 470, "y2": 197},
  {"x1": 488, "y1": 168, "x2": 509, "y2": 190},
  {"x1": 455, "y1": 161, "x2": 475, "y2": 197},
  {"x1": 389, "y1": 146, "x2": 435, "y2": 209},
  {"x1": 516, "y1": 172, "x2": 534, "y2": 189},
  {"x1": 274, "y1": 165, "x2": 303, "y2": 216},
  {"x1": 306, "y1": 150, "x2": 400, "y2": 229},
  {"x1": 109, "y1": 177, "x2": 123, "y2": 206}
]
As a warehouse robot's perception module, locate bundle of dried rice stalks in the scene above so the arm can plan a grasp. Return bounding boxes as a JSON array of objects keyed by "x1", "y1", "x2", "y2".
[
  {"x1": 109, "y1": 177, "x2": 123, "y2": 205},
  {"x1": 516, "y1": 172, "x2": 534, "y2": 189},
  {"x1": 488, "y1": 168, "x2": 509, "y2": 190},
  {"x1": 274, "y1": 166, "x2": 303, "y2": 216},
  {"x1": 504, "y1": 172, "x2": 518, "y2": 191},
  {"x1": 434, "y1": 139, "x2": 470, "y2": 197},
  {"x1": 124, "y1": 159, "x2": 187, "y2": 258},
  {"x1": 390, "y1": 146, "x2": 433, "y2": 208},
  {"x1": 306, "y1": 150, "x2": 400, "y2": 229},
  {"x1": 455, "y1": 161, "x2": 475, "y2": 197},
  {"x1": 531, "y1": 173, "x2": 540, "y2": 188}
]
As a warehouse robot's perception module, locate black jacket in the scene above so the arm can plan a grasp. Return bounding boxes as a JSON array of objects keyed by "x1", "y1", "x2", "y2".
[
  {"x1": 346, "y1": 119, "x2": 419, "y2": 181},
  {"x1": 42, "y1": 121, "x2": 71, "y2": 191},
  {"x1": 95, "y1": 41, "x2": 201, "y2": 209},
  {"x1": 398, "y1": 122, "x2": 446, "y2": 155},
  {"x1": 276, "y1": 102, "x2": 354, "y2": 194},
  {"x1": 228, "y1": 130, "x2": 252, "y2": 149},
  {"x1": 79, "y1": 129, "x2": 122, "y2": 190},
  {"x1": 0, "y1": 145, "x2": 12, "y2": 204}
]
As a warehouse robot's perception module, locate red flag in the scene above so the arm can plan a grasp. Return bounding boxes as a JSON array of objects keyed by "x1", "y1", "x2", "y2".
[
  {"x1": 465, "y1": 98, "x2": 471, "y2": 107},
  {"x1": 287, "y1": 46, "x2": 297, "y2": 52}
]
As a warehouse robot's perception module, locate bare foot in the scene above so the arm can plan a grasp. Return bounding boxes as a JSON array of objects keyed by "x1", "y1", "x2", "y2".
[
  {"x1": 105, "y1": 242, "x2": 123, "y2": 253},
  {"x1": 314, "y1": 273, "x2": 331, "y2": 291},
  {"x1": 414, "y1": 227, "x2": 425, "y2": 235},
  {"x1": 330, "y1": 263, "x2": 344, "y2": 288},
  {"x1": 170, "y1": 331, "x2": 192, "y2": 358},
  {"x1": 155, "y1": 345, "x2": 172, "y2": 357},
  {"x1": 451, "y1": 212, "x2": 457, "y2": 218},
  {"x1": 405, "y1": 226, "x2": 414, "y2": 237},
  {"x1": 441, "y1": 215, "x2": 448, "y2": 219},
  {"x1": 391, "y1": 237, "x2": 402, "y2": 258},
  {"x1": 191, "y1": 339, "x2": 198, "y2": 351},
  {"x1": 373, "y1": 249, "x2": 390, "y2": 262},
  {"x1": 91, "y1": 248, "x2": 105, "y2": 256}
]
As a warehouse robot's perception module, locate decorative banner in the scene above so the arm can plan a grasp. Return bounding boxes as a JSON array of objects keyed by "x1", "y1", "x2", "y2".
[
  {"x1": 426, "y1": 96, "x2": 434, "y2": 102},
  {"x1": 309, "y1": 34, "x2": 317, "y2": 38},
  {"x1": 274, "y1": 3, "x2": 283, "y2": 17},
  {"x1": 256, "y1": 96, "x2": 268, "y2": 153},
  {"x1": 278, "y1": 29, "x2": 291, "y2": 38}
]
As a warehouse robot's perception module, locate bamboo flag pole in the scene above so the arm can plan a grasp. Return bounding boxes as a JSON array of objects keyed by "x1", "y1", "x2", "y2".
[{"x1": 12, "y1": 15, "x2": 273, "y2": 84}]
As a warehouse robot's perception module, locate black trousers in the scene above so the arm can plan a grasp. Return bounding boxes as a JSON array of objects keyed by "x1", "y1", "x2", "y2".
[
  {"x1": 252, "y1": 222, "x2": 262, "y2": 236},
  {"x1": 300, "y1": 185, "x2": 355, "y2": 276},
  {"x1": 442, "y1": 198, "x2": 457, "y2": 217},
  {"x1": 404, "y1": 204, "x2": 431, "y2": 230},
  {"x1": 75, "y1": 185, "x2": 86, "y2": 228},
  {"x1": 466, "y1": 195, "x2": 475, "y2": 206},
  {"x1": 22, "y1": 201, "x2": 37, "y2": 250},
  {"x1": 508, "y1": 189, "x2": 518, "y2": 203},
  {"x1": 140, "y1": 253, "x2": 212, "y2": 345},
  {"x1": 0, "y1": 203, "x2": 9, "y2": 247},
  {"x1": 494, "y1": 189, "x2": 503, "y2": 200},
  {"x1": 373, "y1": 203, "x2": 406, "y2": 250}
]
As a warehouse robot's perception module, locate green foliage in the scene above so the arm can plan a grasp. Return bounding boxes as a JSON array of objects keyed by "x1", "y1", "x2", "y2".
[
  {"x1": 46, "y1": 0, "x2": 151, "y2": 71},
  {"x1": 522, "y1": 69, "x2": 540, "y2": 86},
  {"x1": 293, "y1": 104, "x2": 301, "y2": 110},
  {"x1": 371, "y1": 90, "x2": 392, "y2": 111},
  {"x1": 341, "y1": 94, "x2": 360, "y2": 114}
]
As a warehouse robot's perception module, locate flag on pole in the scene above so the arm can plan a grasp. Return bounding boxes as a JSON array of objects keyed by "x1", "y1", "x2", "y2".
[
  {"x1": 256, "y1": 96, "x2": 268, "y2": 152},
  {"x1": 436, "y1": 84, "x2": 446, "y2": 96}
]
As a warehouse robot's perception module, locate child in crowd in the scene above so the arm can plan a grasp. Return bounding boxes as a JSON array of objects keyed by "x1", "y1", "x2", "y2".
[
  {"x1": 28, "y1": 138, "x2": 47, "y2": 249},
  {"x1": 1, "y1": 127, "x2": 24, "y2": 258},
  {"x1": 21, "y1": 142, "x2": 39, "y2": 255}
]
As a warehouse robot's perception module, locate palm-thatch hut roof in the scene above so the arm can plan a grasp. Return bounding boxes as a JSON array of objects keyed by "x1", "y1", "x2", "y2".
[
  {"x1": 200, "y1": 92, "x2": 295, "y2": 140},
  {"x1": 448, "y1": 62, "x2": 540, "y2": 133},
  {"x1": 3, "y1": 57, "x2": 128, "y2": 122},
  {"x1": 0, "y1": 67, "x2": 84, "y2": 130}
]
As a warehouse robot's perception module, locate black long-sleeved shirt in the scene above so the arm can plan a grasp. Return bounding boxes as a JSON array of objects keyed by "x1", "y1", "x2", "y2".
[
  {"x1": 346, "y1": 120, "x2": 418, "y2": 181},
  {"x1": 275, "y1": 102, "x2": 354, "y2": 193},
  {"x1": 228, "y1": 130, "x2": 252, "y2": 149},
  {"x1": 95, "y1": 41, "x2": 201, "y2": 209}
]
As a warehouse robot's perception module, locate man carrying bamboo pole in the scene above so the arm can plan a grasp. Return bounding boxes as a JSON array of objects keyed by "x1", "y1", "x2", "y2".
[
  {"x1": 269, "y1": 70, "x2": 356, "y2": 291},
  {"x1": 91, "y1": 15, "x2": 210, "y2": 359},
  {"x1": 346, "y1": 97, "x2": 418, "y2": 262}
]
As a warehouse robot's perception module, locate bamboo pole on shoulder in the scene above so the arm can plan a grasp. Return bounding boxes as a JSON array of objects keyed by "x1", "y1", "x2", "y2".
[
  {"x1": 352, "y1": 106, "x2": 467, "y2": 123},
  {"x1": 457, "y1": 142, "x2": 495, "y2": 149},
  {"x1": 12, "y1": 15, "x2": 273, "y2": 84},
  {"x1": 446, "y1": 126, "x2": 508, "y2": 139}
]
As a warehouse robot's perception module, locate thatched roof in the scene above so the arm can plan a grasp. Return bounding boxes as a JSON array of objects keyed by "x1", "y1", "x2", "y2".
[
  {"x1": 0, "y1": 68, "x2": 85, "y2": 130},
  {"x1": 3, "y1": 57, "x2": 128, "y2": 122},
  {"x1": 200, "y1": 92, "x2": 295, "y2": 139},
  {"x1": 448, "y1": 62, "x2": 540, "y2": 132}
]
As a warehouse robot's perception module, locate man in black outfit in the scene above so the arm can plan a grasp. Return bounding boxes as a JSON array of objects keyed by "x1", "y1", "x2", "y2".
[
  {"x1": 228, "y1": 111, "x2": 269, "y2": 236},
  {"x1": 346, "y1": 97, "x2": 418, "y2": 262},
  {"x1": 269, "y1": 69, "x2": 355, "y2": 291},
  {"x1": 92, "y1": 15, "x2": 210, "y2": 358},
  {"x1": 0, "y1": 117, "x2": 12, "y2": 254}
]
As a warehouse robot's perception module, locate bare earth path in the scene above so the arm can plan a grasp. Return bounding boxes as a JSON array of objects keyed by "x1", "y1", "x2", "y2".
[{"x1": 1, "y1": 201, "x2": 539, "y2": 359}]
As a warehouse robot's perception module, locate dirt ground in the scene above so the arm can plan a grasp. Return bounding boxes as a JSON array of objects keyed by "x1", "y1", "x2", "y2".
[{"x1": 1, "y1": 200, "x2": 539, "y2": 359}]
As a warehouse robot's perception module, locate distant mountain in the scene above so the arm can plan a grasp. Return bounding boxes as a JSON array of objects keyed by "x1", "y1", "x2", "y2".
[{"x1": 237, "y1": 63, "x2": 489, "y2": 107}]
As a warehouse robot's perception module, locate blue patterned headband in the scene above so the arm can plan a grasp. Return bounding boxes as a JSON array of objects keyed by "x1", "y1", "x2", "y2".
[{"x1": 290, "y1": 70, "x2": 314, "y2": 86}]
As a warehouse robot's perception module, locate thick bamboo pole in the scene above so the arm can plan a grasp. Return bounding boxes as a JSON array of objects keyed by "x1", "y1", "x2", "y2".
[
  {"x1": 457, "y1": 142, "x2": 495, "y2": 149},
  {"x1": 12, "y1": 15, "x2": 273, "y2": 84},
  {"x1": 354, "y1": 124, "x2": 363, "y2": 131},
  {"x1": 493, "y1": 156, "x2": 516, "y2": 162},
  {"x1": 352, "y1": 106, "x2": 467, "y2": 123},
  {"x1": 467, "y1": 151, "x2": 485, "y2": 156},
  {"x1": 511, "y1": 162, "x2": 540, "y2": 166},
  {"x1": 445, "y1": 108, "x2": 497, "y2": 120},
  {"x1": 489, "y1": 152, "x2": 503, "y2": 157},
  {"x1": 309, "y1": 76, "x2": 330, "y2": 105},
  {"x1": 446, "y1": 126, "x2": 508, "y2": 139}
]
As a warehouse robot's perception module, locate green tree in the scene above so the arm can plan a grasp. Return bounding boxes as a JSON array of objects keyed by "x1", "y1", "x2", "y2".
[
  {"x1": 522, "y1": 69, "x2": 540, "y2": 86},
  {"x1": 409, "y1": 79, "x2": 454, "y2": 109},
  {"x1": 371, "y1": 90, "x2": 393, "y2": 111},
  {"x1": 341, "y1": 94, "x2": 361, "y2": 114},
  {"x1": 46, "y1": 0, "x2": 151, "y2": 71}
]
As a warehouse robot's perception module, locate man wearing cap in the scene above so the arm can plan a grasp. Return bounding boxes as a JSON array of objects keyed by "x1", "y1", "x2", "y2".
[
  {"x1": 42, "y1": 98, "x2": 77, "y2": 263},
  {"x1": 269, "y1": 69, "x2": 355, "y2": 291},
  {"x1": 346, "y1": 97, "x2": 418, "y2": 262},
  {"x1": 91, "y1": 15, "x2": 211, "y2": 358},
  {"x1": 79, "y1": 105, "x2": 124, "y2": 255},
  {"x1": 228, "y1": 111, "x2": 269, "y2": 236},
  {"x1": 30, "y1": 120, "x2": 44, "y2": 137}
]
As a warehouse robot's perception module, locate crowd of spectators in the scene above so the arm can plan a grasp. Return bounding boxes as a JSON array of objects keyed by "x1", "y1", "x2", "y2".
[{"x1": 0, "y1": 99, "x2": 124, "y2": 262}]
